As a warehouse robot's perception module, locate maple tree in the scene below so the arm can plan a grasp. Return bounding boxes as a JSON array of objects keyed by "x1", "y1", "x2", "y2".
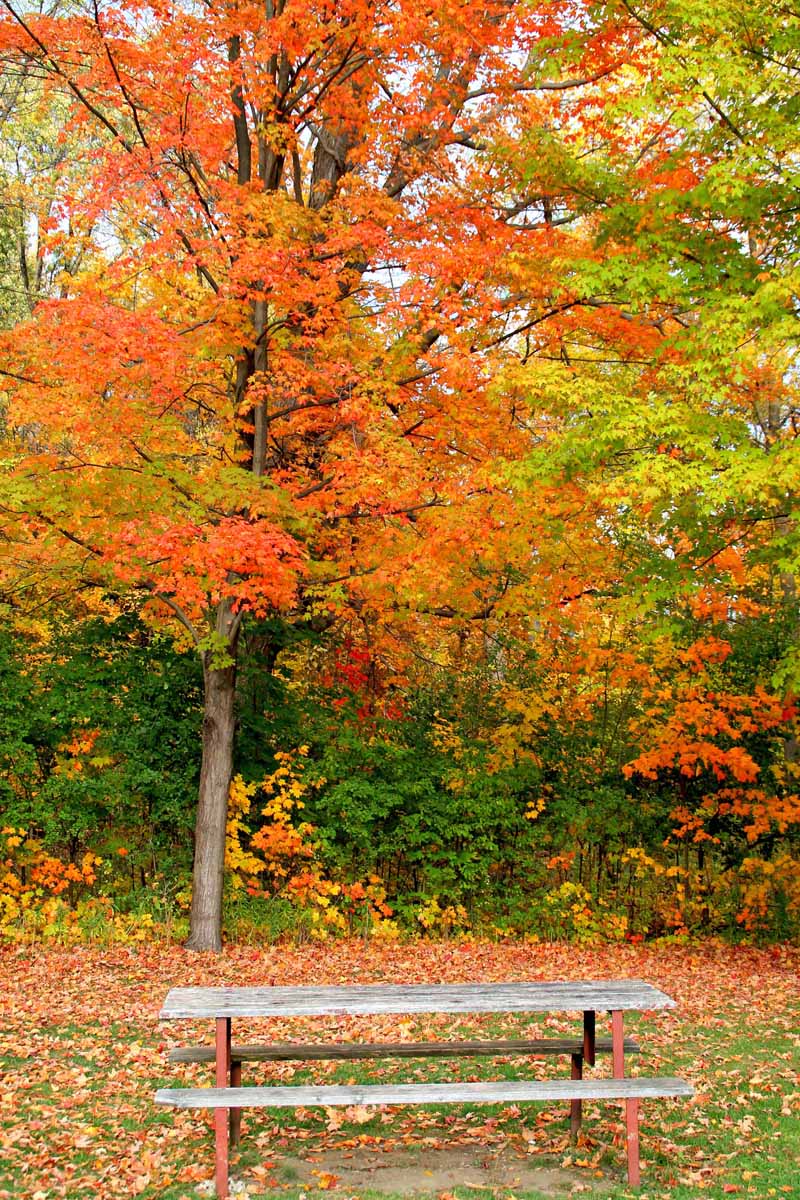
[
  {"x1": 551, "y1": 0, "x2": 800, "y2": 646},
  {"x1": 479, "y1": 0, "x2": 800, "y2": 926},
  {"x1": 0, "y1": 0, "x2": 644, "y2": 949}
]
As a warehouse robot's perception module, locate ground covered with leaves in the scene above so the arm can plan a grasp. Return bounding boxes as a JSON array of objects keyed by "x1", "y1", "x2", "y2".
[{"x1": 1, "y1": 940, "x2": 798, "y2": 1200}]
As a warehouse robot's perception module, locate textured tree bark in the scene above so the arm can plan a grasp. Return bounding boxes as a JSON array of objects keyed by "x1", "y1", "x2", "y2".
[{"x1": 186, "y1": 637, "x2": 239, "y2": 951}]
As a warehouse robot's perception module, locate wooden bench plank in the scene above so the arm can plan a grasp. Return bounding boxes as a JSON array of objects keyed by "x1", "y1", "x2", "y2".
[
  {"x1": 168, "y1": 1036, "x2": 640, "y2": 1064},
  {"x1": 155, "y1": 1076, "x2": 694, "y2": 1109},
  {"x1": 160, "y1": 981, "x2": 676, "y2": 1019}
]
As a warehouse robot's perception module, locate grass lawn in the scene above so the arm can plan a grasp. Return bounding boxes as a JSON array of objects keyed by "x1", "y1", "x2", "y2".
[{"x1": 1, "y1": 940, "x2": 798, "y2": 1200}]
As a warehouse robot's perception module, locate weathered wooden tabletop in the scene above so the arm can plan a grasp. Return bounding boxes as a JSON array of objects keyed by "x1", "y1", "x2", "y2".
[{"x1": 160, "y1": 981, "x2": 675, "y2": 1019}]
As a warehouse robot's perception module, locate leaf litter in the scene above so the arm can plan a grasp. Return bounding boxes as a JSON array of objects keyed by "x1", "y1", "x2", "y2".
[{"x1": 0, "y1": 940, "x2": 798, "y2": 1199}]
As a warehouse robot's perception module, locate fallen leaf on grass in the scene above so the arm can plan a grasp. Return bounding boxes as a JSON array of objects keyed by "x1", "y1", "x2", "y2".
[
  {"x1": 250, "y1": 1163, "x2": 276, "y2": 1180},
  {"x1": 311, "y1": 1169, "x2": 340, "y2": 1189},
  {"x1": 343, "y1": 1104, "x2": 373, "y2": 1125}
]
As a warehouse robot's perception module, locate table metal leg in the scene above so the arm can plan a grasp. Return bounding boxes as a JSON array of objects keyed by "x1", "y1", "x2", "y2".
[
  {"x1": 215, "y1": 1017, "x2": 231, "y2": 1199},
  {"x1": 570, "y1": 1051, "x2": 582, "y2": 1141},
  {"x1": 611, "y1": 1009, "x2": 624, "y2": 1077},
  {"x1": 583, "y1": 1010, "x2": 596, "y2": 1067},
  {"x1": 625, "y1": 1097, "x2": 640, "y2": 1186}
]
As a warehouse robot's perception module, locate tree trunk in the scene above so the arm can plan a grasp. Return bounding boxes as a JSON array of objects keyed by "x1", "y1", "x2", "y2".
[{"x1": 186, "y1": 641, "x2": 239, "y2": 951}]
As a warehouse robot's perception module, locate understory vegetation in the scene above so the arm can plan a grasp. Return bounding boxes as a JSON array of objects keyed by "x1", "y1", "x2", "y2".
[{"x1": 2, "y1": 599, "x2": 799, "y2": 946}]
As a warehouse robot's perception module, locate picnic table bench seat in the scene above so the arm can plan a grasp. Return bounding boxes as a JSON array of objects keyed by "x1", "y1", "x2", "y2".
[{"x1": 155, "y1": 1073, "x2": 692, "y2": 1109}]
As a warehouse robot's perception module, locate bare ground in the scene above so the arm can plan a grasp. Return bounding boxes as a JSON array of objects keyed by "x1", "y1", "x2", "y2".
[{"x1": 272, "y1": 1142, "x2": 617, "y2": 1196}]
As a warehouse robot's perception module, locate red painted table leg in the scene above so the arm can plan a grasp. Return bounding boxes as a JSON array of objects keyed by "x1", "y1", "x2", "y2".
[
  {"x1": 625, "y1": 1097, "x2": 640, "y2": 1186},
  {"x1": 215, "y1": 1017, "x2": 231, "y2": 1199},
  {"x1": 611, "y1": 1009, "x2": 624, "y2": 1077}
]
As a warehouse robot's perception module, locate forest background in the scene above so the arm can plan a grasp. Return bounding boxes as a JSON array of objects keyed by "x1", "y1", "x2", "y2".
[{"x1": 1, "y1": 0, "x2": 800, "y2": 952}]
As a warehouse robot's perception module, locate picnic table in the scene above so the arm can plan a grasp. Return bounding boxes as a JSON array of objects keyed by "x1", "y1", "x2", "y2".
[{"x1": 156, "y1": 980, "x2": 693, "y2": 1197}]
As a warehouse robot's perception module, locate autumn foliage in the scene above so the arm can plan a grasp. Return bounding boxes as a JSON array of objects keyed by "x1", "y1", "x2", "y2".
[{"x1": 0, "y1": 0, "x2": 799, "y2": 947}]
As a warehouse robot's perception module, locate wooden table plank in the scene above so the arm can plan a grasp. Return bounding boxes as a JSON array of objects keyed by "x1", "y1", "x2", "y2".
[
  {"x1": 155, "y1": 1076, "x2": 694, "y2": 1109},
  {"x1": 168, "y1": 1035, "x2": 640, "y2": 1063},
  {"x1": 160, "y1": 981, "x2": 675, "y2": 1019}
]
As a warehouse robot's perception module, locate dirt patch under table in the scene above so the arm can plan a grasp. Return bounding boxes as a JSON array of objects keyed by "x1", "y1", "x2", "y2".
[{"x1": 272, "y1": 1142, "x2": 618, "y2": 1196}]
